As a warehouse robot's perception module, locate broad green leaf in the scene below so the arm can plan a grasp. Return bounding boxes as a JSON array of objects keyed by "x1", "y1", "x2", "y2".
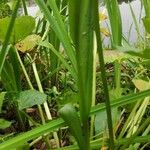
[
  {"x1": 0, "y1": 119, "x2": 11, "y2": 129},
  {"x1": 95, "y1": 109, "x2": 120, "y2": 135},
  {"x1": 132, "y1": 79, "x2": 150, "y2": 91},
  {"x1": 95, "y1": 89, "x2": 121, "y2": 135},
  {"x1": 0, "y1": 16, "x2": 35, "y2": 43},
  {"x1": 59, "y1": 103, "x2": 85, "y2": 150},
  {"x1": 15, "y1": 34, "x2": 41, "y2": 53},
  {"x1": 95, "y1": 111, "x2": 107, "y2": 134},
  {"x1": 0, "y1": 92, "x2": 6, "y2": 113},
  {"x1": 15, "y1": 90, "x2": 47, "y2": 110}
]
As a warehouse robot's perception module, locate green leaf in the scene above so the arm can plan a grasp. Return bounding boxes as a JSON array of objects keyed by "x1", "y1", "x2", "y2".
[
  {"x1": 0, "y1": 92, "x2": 6, "y2": 113},
  {"x1": 59, "y1": 103, "x2": 85, "y2": 150},
  {"x1": 95, "y1": 110, "x2": 107, "y2": 134},
  {"x1": 15, "y1": 34, "x2": 41, "y2": 53},
  {"x1": 95, "y1": 108, "x2": 121, "y2": 135},
  {"x1": 0, "y1": 16, "x2": 35, "y2": 43},
  {"x1": 132, "y1": 79, "x2": 150, "y2": 91},
  {"x1": 0, "y1": 119, "x2": 12, "y2": 129},
  {"x1": 15, "y1": 90, "x2": 47, "y2": 110}
]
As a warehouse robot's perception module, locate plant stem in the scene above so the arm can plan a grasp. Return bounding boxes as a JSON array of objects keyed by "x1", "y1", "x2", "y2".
[
  {"x1": 30, "y1": 56, "x2": 60, "y2": 148},
  {"x1": 114, "y1": 60, "x2": 121, "y2": 96},
  {"x1": 15, "y1": 49, "x2": 45, "y2": 124},
  {"x1": 21, "y1": 0, "x2": 28, "y2": 15},
  {"x1": 94, "y1": 0, "x2": 115, "y2": 149},
  {"x1": 90, "y1": 33, "x2": 97, "y2": 138}
]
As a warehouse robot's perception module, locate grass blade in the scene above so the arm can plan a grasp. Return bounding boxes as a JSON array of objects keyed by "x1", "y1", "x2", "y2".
[{"x1": 93, "y1": 0, "x2": 114, "y2": 149}]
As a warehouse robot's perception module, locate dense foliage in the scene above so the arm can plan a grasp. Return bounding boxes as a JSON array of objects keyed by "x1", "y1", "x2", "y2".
[{"x1": 0, "y1": 0, "x2": 150, "y2": 150}]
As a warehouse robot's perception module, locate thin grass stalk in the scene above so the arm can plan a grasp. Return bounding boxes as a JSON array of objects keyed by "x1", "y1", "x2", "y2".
[
  {"x1": 15, "y1": 49, "x2": 45, "y2": 124},
  {"x1": 118, "y1": 100, "x2": 141, "y2": 138},
  {"x1": 127, "y1": 97, "x2": 149, "y2": 137},
  {"x1": 116, "y1": 135, "x2": 150, "y2": 147},
  {"x1": 93, "y1": 0, "x2": 114, "y2": 149},
  {"x1": 90, "y1": 33, "x2": 97, "y2": 138},
  {"x1": 132, "y1": 125, "x2": 150, "y2": 149},
  {"x1": 120, "y1": 116, "x2": 150, "y2": 149},
  {"x1": 21, "y1": 0, "x2": 28, "y2": 15},
  {"x1": 31, "y1": 58, "x2": 60, "y2": 148},
  {"x1": 114, "y1": 60, "x2": 121, "y2": 96},
  {"x1": 129, "y1": 3, "x2": 143, "y2": 43},
  {"x1": 0, "y1": 0, "x2": 20, "y2": 74}
]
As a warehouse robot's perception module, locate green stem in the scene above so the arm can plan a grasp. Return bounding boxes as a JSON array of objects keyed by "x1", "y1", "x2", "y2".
[
  {"x1": 29, "y1": 55, "x2": 60, "y2": 148},
  {"x1": 114, "y1": 60, "x2": 121, "y2": 96},
  {"x1": 94, "y1": 0, "x2": 115, "y2": 149},
  {"x1": 21, "y1": 0, "x2": 28, "y2": 15},
  {"x1": 15, "y1": 49, "x2": 45, "y2": 124},
  {"x1": 90, "y1": 34, "x2": 97, "y2": 138}
]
